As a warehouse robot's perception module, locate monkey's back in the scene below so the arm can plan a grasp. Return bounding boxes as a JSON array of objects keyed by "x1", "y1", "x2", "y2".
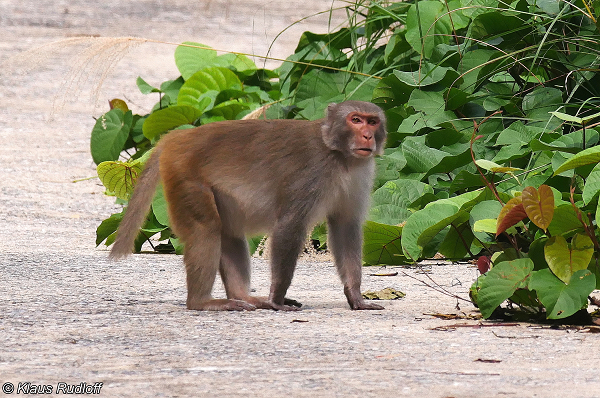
[{"x1": 157, "y1": 119, "x2": 350, "y2": 235}]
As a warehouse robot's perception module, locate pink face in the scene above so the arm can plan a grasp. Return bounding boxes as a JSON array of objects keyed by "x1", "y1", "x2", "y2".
[{"x1": 346, "y1": 112, "x2": 382, "y2": 158}]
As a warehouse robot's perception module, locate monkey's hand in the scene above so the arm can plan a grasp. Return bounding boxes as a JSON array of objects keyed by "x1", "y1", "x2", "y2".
[{"x1": 246, "y1": 296, "x2": 303, "y2": 311}]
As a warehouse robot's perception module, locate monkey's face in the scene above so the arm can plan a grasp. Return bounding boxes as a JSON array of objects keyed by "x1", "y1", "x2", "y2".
[{"x1": 346, "y1": 112, "x2": 384, "y2": 158}]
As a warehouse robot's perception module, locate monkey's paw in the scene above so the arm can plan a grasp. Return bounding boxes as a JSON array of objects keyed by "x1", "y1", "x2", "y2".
[{"x1": 350, "y1": 300, "x2": 385, "y2": 310}]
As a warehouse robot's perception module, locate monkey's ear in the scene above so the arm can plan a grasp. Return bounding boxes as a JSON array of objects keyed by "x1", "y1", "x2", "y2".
[{"x1": 325, "y1": 103, "x2": 338, "y2": 117}]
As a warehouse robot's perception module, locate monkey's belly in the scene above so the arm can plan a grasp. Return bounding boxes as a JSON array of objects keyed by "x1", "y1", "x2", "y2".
[{"x1": 212, "y1": 188, "x2": 276, "y2": 236}]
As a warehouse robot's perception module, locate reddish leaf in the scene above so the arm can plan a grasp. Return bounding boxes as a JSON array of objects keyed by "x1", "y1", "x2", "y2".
[
  {"x1": 109, "y1": 98, "x2": 129, "y2": 112},
  {"x1": 477, "y1": 256, "x2": 491, "y2": 274},
  {"x1": 496, "y1": 196, "x2": 526, "y2": 236},
  {"x1": 522, "y1": 185, "x2": 554, "y2": 231}
]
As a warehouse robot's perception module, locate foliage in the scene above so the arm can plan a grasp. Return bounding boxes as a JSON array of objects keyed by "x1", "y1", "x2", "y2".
[
  {"x1": 92, "y1": 0, "x2": 600, "y2": 320},
  {"x1": 341, "y1": 0, "x2": 600, "y2": 320}
]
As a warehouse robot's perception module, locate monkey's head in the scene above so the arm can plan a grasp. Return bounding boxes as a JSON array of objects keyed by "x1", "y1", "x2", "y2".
[{"x1": 321, "y1": 101, "x2": 387, "y2": 159}]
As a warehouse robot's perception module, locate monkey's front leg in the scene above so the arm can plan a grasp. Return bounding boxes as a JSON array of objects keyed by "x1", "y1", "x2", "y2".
[
  {"x1": 327, "y1": 216, "x2": 384, "y2": 310},
  {"x1": 263, "y1": 221, "x2": 306, "y2": 311}
]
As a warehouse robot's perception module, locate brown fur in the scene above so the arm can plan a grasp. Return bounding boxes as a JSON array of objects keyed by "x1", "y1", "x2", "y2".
[{"x1": 110, "y1": 101, "x2": 387, "y2": 311}]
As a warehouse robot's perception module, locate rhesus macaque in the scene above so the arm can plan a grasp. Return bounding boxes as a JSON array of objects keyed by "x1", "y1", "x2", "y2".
[{"x1": 110, "y1": 101, "x2": 387, "y2": 311}]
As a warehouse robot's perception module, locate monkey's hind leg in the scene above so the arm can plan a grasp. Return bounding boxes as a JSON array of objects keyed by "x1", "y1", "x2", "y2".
[
  {"x1": 219, "y1": 235, "x2": 302, "y2": 310},
  {"x1": 166, "y1": 181, "x2": 255, "y2": 311}
]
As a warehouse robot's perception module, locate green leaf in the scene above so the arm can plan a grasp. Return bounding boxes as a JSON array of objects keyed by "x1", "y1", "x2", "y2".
[
  {"x1": 496, "y1": 122, "x2": 544, "y2": 145},
  {"x1": 473, "y1": 219, "x2": 497, "y2": 233},
  {"x1": 582, "y1": 164, "x2": 600, "y2": 205},
  {"x1": 438, "y1": 221, "x2": 475, "y2": 259},
  {"x1": 97, "y1": 160, "x2": 143, "y2": 201},
  {"x1": 553, "y1": 145, "x2": 600, "y2": 175},
  {"x1": 174, "y1": 42, "x2": 218, "y2": 80},
  {"x1": 405, "y1": 1, "x2": 452, "y2": 57},
  {"x1": 475, "y1": 159, "x2": 521, "y2": 174},
  {"x1": 137, "y1": 77, "x2": 161, "y2": 94},
  {"x1": 522, "y1": 87, "x2": 563, "y2": 129},
  {"x1": 544, "y1": 234, "x2": 594, "y2": 283},
  {"x1": 142, "y1": 105, "x2": 203, "y2": 140},
  {"x1": 311, "y1": 223, "x2": 328, "y2": 250},
  {"x1": 248, "y1": 235, "x2": 264, "y2": 256},
  {"x1": 363, "y1": 221, "x2": 407, "y2": 265},
  {"x1": 550, "y1": 111, "x2": 583, "y2": 124},
  {"x1": 393, "y1": 63, "x2": 458, "y2": 87},
  {"x1": 402, "y1": 201, "x2": 463, "y2": 261},
  {"x1": 529, "y1": 269, "x2": 595, "y2": 319},
  {"x1": 470, "y1": 200, "x2": 502, "y2": 243},
  {"x1": 216, "y1": 53, "x2": 257, "y2": 77},
  {"x1": 548, "y1": 204, "x2": 584, "y2": 236},
  {"x1": 477, "y1": 258, "x2": 534, "y2": 318},
  {"x1": 369, "y1": 179, "x2": 434, "y2": 225},
  {"x1": 550, "y1": 110, "x2": 600, "y2": 125},
  {"x1": 90, "y1": 109, "x2": 133, "y2": 164},
  {"x1": 206, "y1": 100, "x2": 250, "y2": 121},
  {"x1": 152, "y1": 185, "x2": 169, "y2": 226},
  {"x1": 96, "y1": 211, "x2": 124, "y2": 246},
  {"x1": 402, "y1": 138, "x2": 448, "y2": 173},
  {"x1": 177, "y1": 67, "x2": 243, "y2": 110}
]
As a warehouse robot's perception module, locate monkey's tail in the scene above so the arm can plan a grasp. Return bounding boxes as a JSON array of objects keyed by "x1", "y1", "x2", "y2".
[{"x1": 109, "y1": 146, "x2": 163, "y2": 259}]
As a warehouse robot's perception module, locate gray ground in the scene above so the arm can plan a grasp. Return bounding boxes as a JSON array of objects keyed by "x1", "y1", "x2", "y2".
[{"x1": 1, "y1": 1, "x2": 599, "y2": 397}]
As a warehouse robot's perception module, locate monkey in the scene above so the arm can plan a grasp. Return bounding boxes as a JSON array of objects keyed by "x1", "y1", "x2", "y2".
[{"x1": 110, "y1": 100, "x2": 387, "y2": 311}]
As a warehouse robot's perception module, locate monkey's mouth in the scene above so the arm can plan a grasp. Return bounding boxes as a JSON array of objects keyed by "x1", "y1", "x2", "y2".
[{"x1": 354, "y1": 148, "x2": 373, "y2": 157}]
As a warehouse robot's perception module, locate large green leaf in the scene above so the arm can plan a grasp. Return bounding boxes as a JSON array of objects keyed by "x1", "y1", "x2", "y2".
[
  {"x1": 529, "y1": 268, "x2": 595, "y2": 319},
  {"x1": 477, "y1": 258, "x2": 534, "y2": 318},
  {"x1": 405, "y1": 1, "x2": 452, "y2": 57},
  {"x1": 178, "y1": 67, "x2": 242, "y2": 110},
  {"x1": 142, "y1": 105, "x2": 202, "y2": 140},
  {"x1": 369, "y1": 180, "x2": 433, "y2": 225},
  {"x1": 407, "y1": 90, "x2": 459, "y2": 127},
  {"x1": 553, "y1": 145, "x2": 600, "y2": 175},
  {"x1": 496, "y1": 122, "x2": 544, "y2": 145},
  {"x1": 90, "y1": 109, "x2": 132, "y2": 165},
  {"x1": 458, "y1": 49, "x2": 500, "y2": 94},
  {"x1": 402, "y1": 137, "x2": 448, "y2": 173},
  {"x1": 544, "y1": 234, "x2": 594, "y2": 283},
  {"x1": 363, "y1": 221, "x2": 407, "y2": 265},
  {"x1": 402, "y1": 202, "x2": 464, "y2": 261},
  {"x1": 548, "y1": 204, "x2": 584, "y2": 236},
  {"x1": 438, "y1": 221, "x2": 476, "y2": 259},
  {"x1": 174, "y1": 42, "x2": 218, "y2": 80},
  {"x1": 522, "y1": 87, "x2": 563, "y2": 129},
  {"x1": 97, "y1": 160, "x2": 143, "y2": 201}
]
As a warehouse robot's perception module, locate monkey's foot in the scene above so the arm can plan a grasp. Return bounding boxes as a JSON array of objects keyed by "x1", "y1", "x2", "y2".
[
  {"x1": 350, "y1": 300, "x2": 385, "y2": 310},
  {"x1": 187, "y1": 298, "x2": 257, "y2": 311},
  {"x1": 243, "y1": 296, "x2": 302, "y2": 311}
]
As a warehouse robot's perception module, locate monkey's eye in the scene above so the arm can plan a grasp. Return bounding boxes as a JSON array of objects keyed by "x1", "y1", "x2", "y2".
[
  {"x1": 367, "y1": 119, "x2": 379, "y2": 126},
  {"x1": 351, "y1": 116, "x2": 362, "y2": 124}
]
